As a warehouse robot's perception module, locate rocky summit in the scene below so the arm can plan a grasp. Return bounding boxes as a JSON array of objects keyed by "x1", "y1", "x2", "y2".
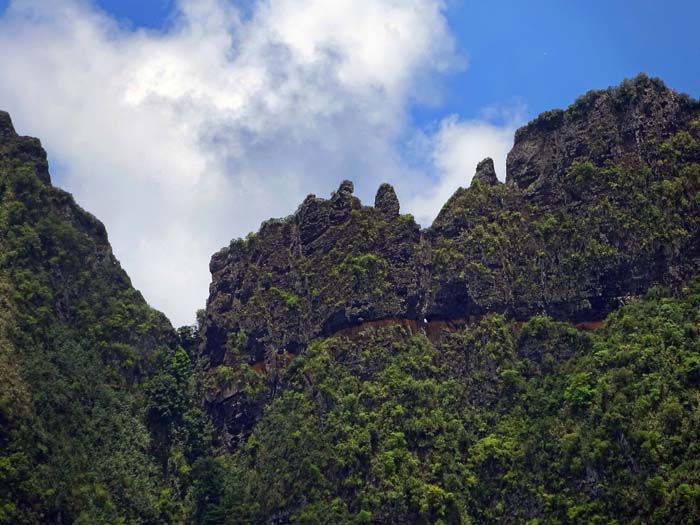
[
  {"x1": 470, "y1": 157, "x2": 499, "y2": 187},
  {"x1": 201, "y1": 74, "x2": 700, "y2": 450}
]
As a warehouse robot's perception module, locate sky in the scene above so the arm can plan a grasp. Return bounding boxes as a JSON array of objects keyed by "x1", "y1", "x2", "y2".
[{"x1": 0, "y1": 0, "x2": 698, "y2": 326}]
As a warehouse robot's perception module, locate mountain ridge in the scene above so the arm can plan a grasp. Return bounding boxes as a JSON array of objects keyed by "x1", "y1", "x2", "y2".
[
  {"x1": 2, "y1": 73, "x2": 700, "y2": 524},
  {"x1": 192, "y1": 69, "x2": 700, "y2": 517},
  {"x1": 200, "y1": 74, "x2": 700, "y2": 451}
]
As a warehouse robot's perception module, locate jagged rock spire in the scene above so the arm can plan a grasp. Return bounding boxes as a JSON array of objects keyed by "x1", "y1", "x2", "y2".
[
  {"x1": 0, "y1": 111, "x2": 16, "y2": 142},
  {"x1": 330, "y1": 179, "x2": 361, "y2": 223},
  {"x1": 374, "y1": 183, "x2": 400, "y2": 216},
  {"x1": 471, "y1": 157, "x2": 498, "y2": 187},
  {"x1": 335, "y1": 180, "x2": 354, "y2": 196}
]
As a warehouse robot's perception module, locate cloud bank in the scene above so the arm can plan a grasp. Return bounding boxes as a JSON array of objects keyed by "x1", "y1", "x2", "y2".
[{"x1": 0, "y1": 0, "x2": 520, "y2": 325}]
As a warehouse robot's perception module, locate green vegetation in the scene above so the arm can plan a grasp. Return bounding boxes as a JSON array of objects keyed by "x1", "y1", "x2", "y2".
[
  {"x1": 4, "y1": 76, "x2": 700, "y2": 523},
  {"x1": 199, "y1": 286, "x2": 700, "y2": 524},
  {"x1": 0, "y1": 146, "x2": 209, "y2": 523}
]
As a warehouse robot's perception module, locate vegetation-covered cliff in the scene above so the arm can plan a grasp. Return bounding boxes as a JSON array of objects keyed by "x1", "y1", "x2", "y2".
[
  {"x1": 198, "y1": 287, "x2": 700, "y2": 524},
  {"x1": 0, "y1": 112, "x2": 207, "y2": 524},
  {"x1": 2, "y1": 74, "x2": 700, "y2": 524},
  {"x1": 198, "y1": 75, "x2": 700, "y2": 523}
]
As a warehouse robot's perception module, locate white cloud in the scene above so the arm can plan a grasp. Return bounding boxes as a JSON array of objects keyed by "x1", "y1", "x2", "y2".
[{"x1": 0, "y1": 0, "x2": 519, "y2": 326}]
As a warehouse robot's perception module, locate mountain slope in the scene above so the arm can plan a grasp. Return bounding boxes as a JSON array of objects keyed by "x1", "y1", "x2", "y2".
[
  {"x1": 198, "y1": 75, "x2": 700, "y2": 523},
  {"x1": 0, "y1": 112, "x2": 204, "y2": 524},
  {"x1": 202, "y1": 287, "x2": 700, "y2": 524},
  {"x1": 2, "y1": 74, "x2": 700, "y2": 524}
]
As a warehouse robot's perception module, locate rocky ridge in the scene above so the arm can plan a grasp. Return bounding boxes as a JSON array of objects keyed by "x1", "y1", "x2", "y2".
[{"x1": 202, "y1": 74, "x2": 700, "y2": 447}]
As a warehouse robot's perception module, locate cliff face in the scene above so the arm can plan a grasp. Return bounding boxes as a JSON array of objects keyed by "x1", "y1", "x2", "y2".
[
  {"x1": 204, "y1": 180, "x2": 427, "y2": 366},
  {"x1": 507, "y1": 75, "x2": 698, "y2": 200},
  {"x1": 201, "y1": 74, "x2": 700, "y2": 448},
  {"x1": 431, "y1": 74, "x2": 700, "y2": 322},
  {"x1": 202, "y1": 180, "x2": 430, "y2": 445}
]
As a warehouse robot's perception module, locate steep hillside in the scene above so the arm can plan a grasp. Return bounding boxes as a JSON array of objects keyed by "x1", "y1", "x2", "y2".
[
  {"x1": 2, "y1": 73, "x2": 700, "y2": 524},
  {"x1": 198, "y1": 75, "x2": 700, "y2": 523},
  {"x1": 200, "y1": 287, "x2": 700, "y2": 524},
  {"x1": 0, "y1": 112, "x2": 206, "y2": 524},
  {"x1": 431, "y1": 74, "x2": 700, "y2": 320}
]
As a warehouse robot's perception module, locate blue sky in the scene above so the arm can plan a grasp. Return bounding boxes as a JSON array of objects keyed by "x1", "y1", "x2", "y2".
[
  {"x1": 0, "y1": 0, "x2": 697, "y2": 324},
  {"x1": 442, "y1": 0, "x2": 700, "y2": 119}
]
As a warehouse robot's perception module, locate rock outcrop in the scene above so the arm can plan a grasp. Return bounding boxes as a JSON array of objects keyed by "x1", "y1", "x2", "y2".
[
  {"x1": 471, "y1": 157, "x2": 499, "y2": 187},
  {"x1": 202, "y1": 179, "x2": 430, "y2": 446},
  {"x1": 374, "y1": 183, "x2": 401, "y2": 216},
  {"x1": 430, "y1": 74, "x2": 700, "y2": 323},
  {"x1": 202, "y1": 74, "x2": 700, "y2": 448},
  {"x1": 506, "y1": 74, "x2": 699, "y2": 203},
  {"x1": 0, "y1": 111, "x2": 50, "y2": 184}
]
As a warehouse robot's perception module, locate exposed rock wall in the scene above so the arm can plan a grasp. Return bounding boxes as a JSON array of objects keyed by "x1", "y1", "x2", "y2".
[
  {"x1": 201, "y1": 74, "x2": 700, "y2": 448},
  {"x1": 204, "y1": 180, "x2": 428, "y2": 368},
  {"x1": 506, "y1": 74, "x2": 699, "y2": 202}
]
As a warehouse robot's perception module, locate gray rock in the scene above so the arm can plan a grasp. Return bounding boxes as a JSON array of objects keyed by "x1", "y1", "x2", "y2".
[
  {"x1": 374, "y1": 183, "x2": 400, "y2": 216},
  {"x1": 0, "y1": 111, "x2": 15, "y2": 141},
  {"x1": 471, "y1": 158, "x2": 498, "y2": 187},
  {"x1": 506, "y1": 74, "x2": 695, "y2": 204}
]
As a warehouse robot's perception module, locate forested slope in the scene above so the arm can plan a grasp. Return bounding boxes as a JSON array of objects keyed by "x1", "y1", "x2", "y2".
[
  {"x1": 199, "y1": 286, "x2": 700, "y2": 524},
  {"x1": 0, "y1": 111, "x2": 207, "y2": 524}
]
